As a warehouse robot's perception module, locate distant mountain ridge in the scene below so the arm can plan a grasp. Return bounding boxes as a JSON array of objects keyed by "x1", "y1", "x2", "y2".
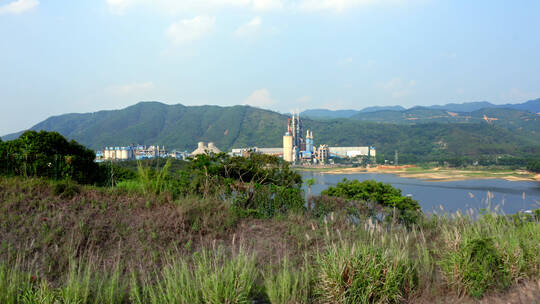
[{"x1": 301, "y1": 98, "x2": 540, "y2": 119}]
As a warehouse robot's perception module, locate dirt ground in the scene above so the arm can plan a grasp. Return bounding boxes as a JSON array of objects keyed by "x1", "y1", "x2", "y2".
[{"x1": 324, "y1": 166, "x2": 540, "y2": 182}]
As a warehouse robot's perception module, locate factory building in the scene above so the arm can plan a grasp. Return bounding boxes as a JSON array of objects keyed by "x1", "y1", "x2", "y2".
[
  {"x1": 103, "y1": 146, "x2": 135, "y2": 161},
  {"x1": 191, "y1": 142, "x2": 221, "y2": 156},
  {"x1": 317, "y1": 145, "x2": 329, "y2": 164},
  {"x1": 283, "y1": 123, "x2": 293, "y2": 162},
  {"x1": 98, "y1": 145, "x2": 169, "y2": 161},
  {"x1": 135, "y1": 145, "x2": 167, "y2": 159},
  {"x1": 281, "y1": 114, "x2": 376, "y2": 164},
  {"x1": 328, "y1": 146, "x2": 376, "y2": 158},
  {"x1": 231, "y1": 147, "x2": 282, "y2": 157},
  {"x1": 283, "y1": 114, "x2": 305, "y2": 162}
]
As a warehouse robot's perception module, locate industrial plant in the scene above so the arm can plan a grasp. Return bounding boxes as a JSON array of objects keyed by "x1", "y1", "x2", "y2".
[
  {"x1": 96, "y1": 115, "x2": 375, "y2": 165},
  {"x1": 231, "y1": 114, "x2": 376, "y2": 165},
  {"x1": 282, "y1": 113, "x2": 375, "y2": 164}
]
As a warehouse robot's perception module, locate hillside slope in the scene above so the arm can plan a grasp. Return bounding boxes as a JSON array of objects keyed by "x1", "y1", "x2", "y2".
[{"x1": 3, "y1": 102, "x2": 288, "y2": 151}]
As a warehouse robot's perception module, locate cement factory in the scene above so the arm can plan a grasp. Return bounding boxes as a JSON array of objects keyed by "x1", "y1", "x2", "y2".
[
  {"x1": 233, "y1": 114, "x2": 375, "y2": 165},
  {"x1": 96, "y1": 114, "x2": 375, "y2": 165}
]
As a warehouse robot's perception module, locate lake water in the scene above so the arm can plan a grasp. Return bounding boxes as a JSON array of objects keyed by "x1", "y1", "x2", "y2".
[{"x1": 300, "y1": 171, "x2": 540, "y2": 214}]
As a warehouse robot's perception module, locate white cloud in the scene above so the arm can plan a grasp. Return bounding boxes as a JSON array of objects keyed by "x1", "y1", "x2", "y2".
[
  {"x1": 167, "y1": 16, "x2": 216, "y2": 45},
  {"x1": 105, "y1": 0, "x2": 281, "y2": 14},
  {"x1": 106, "y1": 0, "x2": 419, "y2": 14},
  {"x1": 253, "y1": 0, "x2": 283, "y2": 11},
  {"x1": 235, "y1": 16, "x2": 262, "y2": 37},
  {"x1": 377, "y1": 77, "x2": 416, "y2": 99},
  {"x1": 106, "y1": 0, "x2": 135, "y2": 14},
  {"x1": 107, "y1": 82, "x2": 155, "y2": 95},
  {"x1": 244, "y1": 88, "x2": 276, "y2": 107},
  {"x1": 298, "y1": 0, "x2": 420, "y2": 12},
  {"x1": 0, "y1": 0, "x2": 39, "y2": 15}
]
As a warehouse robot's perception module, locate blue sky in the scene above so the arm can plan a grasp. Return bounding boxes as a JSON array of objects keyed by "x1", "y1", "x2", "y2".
[{"x1": 1, "y1": 0, "x2": 540, "y2": 135}]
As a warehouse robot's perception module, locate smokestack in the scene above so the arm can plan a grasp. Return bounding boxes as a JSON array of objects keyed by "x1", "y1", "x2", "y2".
[{"x1": 288, "y1": 118, "x2": 291, "y2": 133}]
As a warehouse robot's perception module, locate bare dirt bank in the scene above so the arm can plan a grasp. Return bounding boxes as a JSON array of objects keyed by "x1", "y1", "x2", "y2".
[{"x1": 324, "y1": 166, "x2": 540, "y2": 182}]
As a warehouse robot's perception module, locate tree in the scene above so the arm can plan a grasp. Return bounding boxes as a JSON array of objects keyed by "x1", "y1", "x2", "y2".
[
  {"x1": 321, "y1": 179, "x2": 422, "y2": 226},
  {"x1": 0, "y1": 131, "x2": 101, "y2": 184},
  {"x1": 527, "y1": 160, "x2": 540, "y2": 173}
]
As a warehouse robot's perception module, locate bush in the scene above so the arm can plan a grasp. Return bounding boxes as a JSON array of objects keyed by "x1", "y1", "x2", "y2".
[
  {"x1": 0, "y1": 131, "x2": 101, "y2": 185},
  {"x1": 321, "y1": 179, "x2": 422, "y2": 226},
  {"x1": 440, "y1": 236, "x2": 509, "y2": 299},
  {"x1": 115, "y1": 180, "x2": 144, "y2": 194},
  {"x1": 53, "y1": 180, "x2": 80, "y2": 199}
]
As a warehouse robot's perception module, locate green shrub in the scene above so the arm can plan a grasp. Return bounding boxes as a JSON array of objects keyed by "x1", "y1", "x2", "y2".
[
  {"x1": 440, "y1": 236, "x2": 509, "y2": 299},
  {"x1": 53, "y1": 180, "x2": 80, "y2": 199},
  {"x1": 115, "y1": 180, "x2": 144, "y2": 194},
  {"x1": 321, "y1": 179, "x2": 422, "y2": 226}
]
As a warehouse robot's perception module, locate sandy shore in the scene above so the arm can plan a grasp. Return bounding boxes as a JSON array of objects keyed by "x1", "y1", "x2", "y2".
[{"x1": 322, "y1": 166, "x2": 540, "y2": 182}]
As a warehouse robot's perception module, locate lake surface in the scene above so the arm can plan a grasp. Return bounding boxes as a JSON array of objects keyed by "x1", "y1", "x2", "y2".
[{"x1": 300, "y1": 171, "x2": 540, "y2": 214}]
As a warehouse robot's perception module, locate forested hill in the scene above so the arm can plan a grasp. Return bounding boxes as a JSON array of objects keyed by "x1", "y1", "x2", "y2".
[
  {"x1": 3, "y1": 101, "x2": 540, "y2": 162},
  {"x1": 2, "y1": 102, "x2": 289, "y2": 152}
]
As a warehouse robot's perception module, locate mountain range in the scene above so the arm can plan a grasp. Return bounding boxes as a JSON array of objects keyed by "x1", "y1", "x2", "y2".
[
  {"x1": 2, "y1": 100, "x2": 540, "y2": 163},
  {"x1": 301, "y1": 98, "x2": 540, "y2": 119}
]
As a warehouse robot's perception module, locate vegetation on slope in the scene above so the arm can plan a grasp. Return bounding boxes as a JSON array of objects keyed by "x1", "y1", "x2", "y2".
[{"x1": 1, "y1": 176, "x2": 540, "y2": 303}]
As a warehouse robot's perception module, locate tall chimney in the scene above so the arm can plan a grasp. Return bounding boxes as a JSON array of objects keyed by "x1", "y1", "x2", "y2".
[{"x1": 288, "y1": 118, "x2": 291, "y2": 133}]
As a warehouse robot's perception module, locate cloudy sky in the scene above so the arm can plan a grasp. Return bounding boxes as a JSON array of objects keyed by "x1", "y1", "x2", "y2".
[{"x1": 1, "y1": 0, "x2": 540, "y2": 135}]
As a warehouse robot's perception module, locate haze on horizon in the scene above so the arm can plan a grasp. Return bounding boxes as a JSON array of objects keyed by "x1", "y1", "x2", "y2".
[{"x1": 1, "y1": 0, "x2": 540, "y2": 135}]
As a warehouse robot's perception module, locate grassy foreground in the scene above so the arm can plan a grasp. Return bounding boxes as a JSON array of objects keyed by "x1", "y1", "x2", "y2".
[{"x1": 1, "y1": 176, "x2": 540, "y2": 303}]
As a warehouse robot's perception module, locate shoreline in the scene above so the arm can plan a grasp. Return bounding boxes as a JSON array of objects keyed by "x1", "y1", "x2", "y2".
[{"x1": 301, "y1": 166, "x2": 540, "y2": 182}]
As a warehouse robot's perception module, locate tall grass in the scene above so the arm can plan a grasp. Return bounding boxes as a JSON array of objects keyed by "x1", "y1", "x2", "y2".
[
  {"x1": 438, "y1": 212, "x2": 540, "y2": 298},
  {"x1": 137, "y1": 158, "x2": 171, "y2": 195},
  {"x1": 264, "y1": 257, "x2": 312, "y2": 304},
  {"x1": 130, "y1": 247, "x2": 258, "y2": 304},
  {"x1": 0, "y1": 263, "x2": 35, "y2": 304},
  {"x1": 315, "y1": 242, "x2": 417, "y2": 304}
]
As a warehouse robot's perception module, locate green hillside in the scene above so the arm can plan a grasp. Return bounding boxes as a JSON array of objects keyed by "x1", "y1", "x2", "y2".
[
  {"x1": 3, "y1": 102, "x2": 540, "y2": 162},
  {"x1": 3, "y1": 102, "x2": 288, "y2": 152},
  {"x1": 349, "y1": 107, "x2": 540, "y2": 133}
]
